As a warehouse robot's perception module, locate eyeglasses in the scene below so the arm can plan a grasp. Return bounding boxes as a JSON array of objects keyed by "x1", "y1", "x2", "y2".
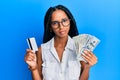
[{"x1": 51, "y1": 18, "x2": 70, "y2": 29}]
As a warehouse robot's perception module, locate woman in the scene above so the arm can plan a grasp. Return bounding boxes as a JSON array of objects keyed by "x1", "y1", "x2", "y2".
[{"x1": 25, "y1": 5, "x2": 97, "y2": 80}]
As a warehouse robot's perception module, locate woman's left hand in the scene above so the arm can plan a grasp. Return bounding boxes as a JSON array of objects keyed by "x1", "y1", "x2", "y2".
[{"x1": 81, "y1": 50, "x2": 98, "y2": 67}]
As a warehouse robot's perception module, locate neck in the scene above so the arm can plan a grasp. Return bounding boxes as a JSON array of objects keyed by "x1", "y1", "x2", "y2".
[{"x1": 54, "y1": 36, "x2": 68, "y2": 48}]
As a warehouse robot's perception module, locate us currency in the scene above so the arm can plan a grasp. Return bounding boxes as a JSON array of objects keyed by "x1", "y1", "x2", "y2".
[{"x1": 72, "y1": 34, "x2": 100, "y2": 61}]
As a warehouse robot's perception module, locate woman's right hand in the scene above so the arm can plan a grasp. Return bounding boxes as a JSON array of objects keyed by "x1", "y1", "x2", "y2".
[{"x1": 25, "y1": 49, "x2": 38, "y2": 71}]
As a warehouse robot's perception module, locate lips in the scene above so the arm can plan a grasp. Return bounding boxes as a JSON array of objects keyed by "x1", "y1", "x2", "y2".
[{"x1": 59, "y1": 30, "x2": 66, "y2": 35}]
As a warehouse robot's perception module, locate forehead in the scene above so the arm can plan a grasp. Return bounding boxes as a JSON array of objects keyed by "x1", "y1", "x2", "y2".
[{"x1": 51, "y1": 9, "x2": 68, "y2": 21}]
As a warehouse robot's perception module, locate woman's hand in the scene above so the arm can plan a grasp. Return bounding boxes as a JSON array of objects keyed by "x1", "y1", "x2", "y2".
[
  {"x1": 24, "y1": 49, "x2": 38, "y2": 71},
  {"x1": 81, "y1": 50, "x2": 98, "y2": 67}
]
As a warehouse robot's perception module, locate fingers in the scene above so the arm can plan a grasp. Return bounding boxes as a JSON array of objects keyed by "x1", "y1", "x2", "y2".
[
  {"x1": 26, "y1": 49, "x2": 34, "y2": 53},
  {"x1": 85, "y1": 50, "x2": 97, "y2": 61},
  {"x1": 82, "y1": 50, "x2": 98, "y2": 66},
  {"x1": 24, "y1": 49, "x2": 38, "y2": 71},
  {"x1": 25, "y1": 49, "x2": 36, "y2": 62}
]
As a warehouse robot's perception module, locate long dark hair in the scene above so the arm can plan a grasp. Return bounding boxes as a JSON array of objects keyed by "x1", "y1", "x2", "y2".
[{"x1": 43, "y1": 5, "x2": 79, "y2": 43}]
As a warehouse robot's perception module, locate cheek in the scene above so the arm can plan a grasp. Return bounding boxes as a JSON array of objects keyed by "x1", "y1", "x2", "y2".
[
  {"x1": 67, "y1": 26, "x2": 70, "y2": 32},
  {"x1": 51, "y1": 26, "x2": 70, "y2": 35},
  {"x1": 51, "y1": 29, "x2": 57, "y2": 34}
]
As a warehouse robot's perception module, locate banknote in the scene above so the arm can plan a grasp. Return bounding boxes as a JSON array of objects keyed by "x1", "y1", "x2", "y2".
[{"x1": 72, "y1": 34, "x2": 100, "y2": 60}]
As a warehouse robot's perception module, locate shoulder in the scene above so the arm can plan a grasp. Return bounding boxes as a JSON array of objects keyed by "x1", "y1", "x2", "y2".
[{"x1": 41, "y1": 37, "x2": 54, "y2": 49}]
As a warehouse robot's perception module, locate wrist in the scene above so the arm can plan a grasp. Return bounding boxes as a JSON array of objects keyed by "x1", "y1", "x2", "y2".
[
  {"x1": 84, "y1": 64, "x2": 91, "y2": 70},
  {"x1": 28, "y1": 66, "x2": 38, "y2": 71}
]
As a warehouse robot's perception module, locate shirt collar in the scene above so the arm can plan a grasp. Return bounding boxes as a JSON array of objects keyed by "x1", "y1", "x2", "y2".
[
  {"x1": 50, "y1": 36, "x2": 75, "y2": 51},
  {"x1": 65, "y1": 36, "x2": 75, "y2": 51}
]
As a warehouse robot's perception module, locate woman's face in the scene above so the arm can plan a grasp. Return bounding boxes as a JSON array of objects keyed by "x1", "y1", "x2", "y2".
[{"x1": 51, "y1": 9, "x2": 70, "y2": 38}]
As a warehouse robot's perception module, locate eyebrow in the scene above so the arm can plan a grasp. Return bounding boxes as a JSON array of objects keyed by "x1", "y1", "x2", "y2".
[{"x1": 51, "y1": 18, "x2": 68, "y2": 22}]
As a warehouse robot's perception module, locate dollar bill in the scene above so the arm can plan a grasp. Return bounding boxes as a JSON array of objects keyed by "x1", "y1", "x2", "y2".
[{"x1": 72, "y1": 34, "x2": 100, "y2": 61}]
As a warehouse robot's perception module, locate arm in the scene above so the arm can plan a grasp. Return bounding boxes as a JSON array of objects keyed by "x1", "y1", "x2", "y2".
[
  {"x1": 79, "y1": 50, "x2": 98, "y2": 80},
  {"x1": 79, "y1": 61, "x2": 90, "y2": 80},
  {"x1": 31, "y1": 69, "x2": 41, "y2": 80},
  {"x1": 25, "y1": 47, "x2": 43, "y2": 80},
  {"x1": 36, "y1": 47, "x2": 43, "y2": 79}
]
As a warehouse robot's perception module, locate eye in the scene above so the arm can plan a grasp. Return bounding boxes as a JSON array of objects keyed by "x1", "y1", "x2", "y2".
[
  {"x1": 62, "y1": 18, "x2": 68, "y2": 22},
  {"x1": 51, "y1": 21, "x2": 59, "y2": 25}
]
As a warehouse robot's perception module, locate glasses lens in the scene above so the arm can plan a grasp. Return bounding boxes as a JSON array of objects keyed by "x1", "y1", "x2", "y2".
[
  {"x1": 51, "y1": 21, "x2": 59, "y2": 28},
  {"x1": 62, "y1": 19, "x2": 70, "y2": 27},
  {"x1": 51, "y1": 18, "x2": 70, "y2": 29}
]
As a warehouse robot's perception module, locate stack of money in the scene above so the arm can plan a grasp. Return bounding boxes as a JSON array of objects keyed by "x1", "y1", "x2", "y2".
[{"x1": 72, "y1": 34, "x2": 100, "y2": 60}]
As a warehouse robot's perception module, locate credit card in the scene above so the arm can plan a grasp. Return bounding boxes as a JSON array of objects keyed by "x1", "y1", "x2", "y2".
[{"x1": 26, "y1": 37, "x2": 38, "y2": 53}]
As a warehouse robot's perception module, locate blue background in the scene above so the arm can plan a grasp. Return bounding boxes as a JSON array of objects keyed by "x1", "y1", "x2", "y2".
[{"x1": 0, "y1": 0, "x2": 120, "y2": 80}]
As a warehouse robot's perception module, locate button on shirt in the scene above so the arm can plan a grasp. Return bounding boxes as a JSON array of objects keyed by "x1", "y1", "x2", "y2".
[{"x1": 41, "y1": 36, "x2": 83, "y2": 80}]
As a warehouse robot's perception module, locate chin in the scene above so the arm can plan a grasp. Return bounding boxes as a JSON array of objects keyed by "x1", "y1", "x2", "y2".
[{"x1": 58, "y1": 34, "x2": 68, "y2": 38}]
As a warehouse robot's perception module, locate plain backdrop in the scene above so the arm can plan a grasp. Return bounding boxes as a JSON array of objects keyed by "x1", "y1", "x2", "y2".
[{"x1": 0, "y1": 0, "x2": 120, "y2": 80}]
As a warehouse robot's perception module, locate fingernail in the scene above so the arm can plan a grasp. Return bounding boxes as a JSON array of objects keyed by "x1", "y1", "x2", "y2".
[
  {"x1": 84, "y1": 50, "x2": 87, "y2": 53},
  {"x1": 81, "y1": 53, "x2": 85, "y2": 56},
  {"x1": 26, "y1": 49, "x2": 29, "y2": 51}
]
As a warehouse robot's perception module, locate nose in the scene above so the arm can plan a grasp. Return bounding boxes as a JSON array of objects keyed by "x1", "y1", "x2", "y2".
[{"x1": 58, "y1": 22, "x2": 64, "y2": 29}]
